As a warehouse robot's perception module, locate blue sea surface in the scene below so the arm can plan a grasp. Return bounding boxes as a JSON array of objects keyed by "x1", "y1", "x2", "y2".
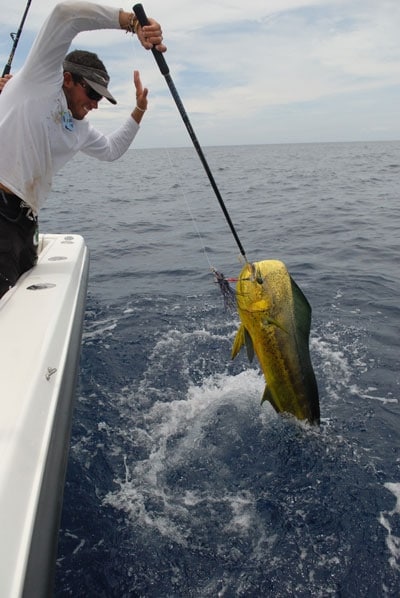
[{"x1": 41, "y1": 141, "x2": 400, "y2": 597}]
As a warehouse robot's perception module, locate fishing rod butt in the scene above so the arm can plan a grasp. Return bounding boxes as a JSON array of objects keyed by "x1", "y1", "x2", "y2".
[{"x1": 133, "y1": 3, "x2": 169, "y2": 76}]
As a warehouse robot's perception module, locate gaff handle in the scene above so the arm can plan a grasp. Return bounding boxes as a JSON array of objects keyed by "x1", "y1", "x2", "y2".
[
  {"x1": 132, "y1": 4, "x2": 248, "y2": 261},
  {"x1": 133, "y1": 4, "x2": 169, "y2": 76}
]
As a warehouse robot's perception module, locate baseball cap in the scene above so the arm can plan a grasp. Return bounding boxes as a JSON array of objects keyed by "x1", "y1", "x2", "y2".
[{"x1": 63, "y1": 59, "x2": 117, "y2": 105}]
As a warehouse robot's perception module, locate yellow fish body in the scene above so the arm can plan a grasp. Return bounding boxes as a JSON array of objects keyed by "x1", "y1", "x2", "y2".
[{"x1": 232, "y1": 260, "x2": 320, "y2": 424}]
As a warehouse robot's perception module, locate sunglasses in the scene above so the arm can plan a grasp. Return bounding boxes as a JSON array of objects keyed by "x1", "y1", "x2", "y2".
[{"x1": 78, "y1": 79, "x2": 103, "y2": 102}]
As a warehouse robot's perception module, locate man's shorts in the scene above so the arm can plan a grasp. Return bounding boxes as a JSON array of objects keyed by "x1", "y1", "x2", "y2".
[{"x1": 0, "y1": 190, "x2": 38, "y2": 299}]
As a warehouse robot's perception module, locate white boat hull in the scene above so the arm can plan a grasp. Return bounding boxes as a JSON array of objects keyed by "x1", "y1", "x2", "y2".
[{"x1": 0, "y1": 233, "x2": 89, "y2": 597}]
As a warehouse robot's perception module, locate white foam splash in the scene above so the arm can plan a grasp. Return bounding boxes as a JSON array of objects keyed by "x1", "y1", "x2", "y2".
[
  {"x1": 350, "y1": 385, "x2": 398, "y2": 405},
  {"x1": 103, "y1": 369, "x2": 270, "y2": 544},
  {"x1": 82, "y1": 316, "x2": 117, "y2": 342},
  {"x1": 311, "y1": 333, "x2": 354, "y2": 402},
  {"x1": 312, "y1": 324, "x2": 397, "y2": 406},
  {"x1": 379, "y1": 483, "x2": 400, "y2": 571}
]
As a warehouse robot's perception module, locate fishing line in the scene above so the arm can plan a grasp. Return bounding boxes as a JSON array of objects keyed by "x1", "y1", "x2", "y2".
[
  {"x1": 163, "y1": 148, "x2": 214, "y2": 272},
  {"x1": 2, "y1": 0, "x2": 33, "y2": 78},
  {"x1": 164, "y1": 147, "x2": 237, "y2": 310},
  {"x1": 133, "y1": 3, "x2": 249, "y2": 265}
]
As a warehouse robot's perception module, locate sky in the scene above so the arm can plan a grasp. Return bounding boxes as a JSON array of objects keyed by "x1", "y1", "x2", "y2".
[{"x1": 0, "y1": 0, "x2": 399, "y2": 148}]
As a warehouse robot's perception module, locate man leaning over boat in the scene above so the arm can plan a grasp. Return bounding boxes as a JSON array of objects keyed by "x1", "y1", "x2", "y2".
[{"x1": 0, "y1": 0, "x2": 166, "y2": 299}]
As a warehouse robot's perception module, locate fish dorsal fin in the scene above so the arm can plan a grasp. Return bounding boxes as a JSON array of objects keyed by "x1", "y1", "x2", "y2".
[{"x1": 290, "y1": 276, "x2": 312, "y2": 337}]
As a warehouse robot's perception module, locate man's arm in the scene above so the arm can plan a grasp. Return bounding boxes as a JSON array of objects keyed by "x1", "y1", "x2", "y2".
[{"x1": 19, "y1": 1, "x2": 165, "y2": 91}]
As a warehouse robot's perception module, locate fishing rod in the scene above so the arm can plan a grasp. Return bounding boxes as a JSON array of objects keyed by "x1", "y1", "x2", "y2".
[
  {"x1": 2, "y1": 0, "x2": 33, "y2": 78},
  {"x1": 133, "y1": 4, "x2": 248, "y2": 263}
]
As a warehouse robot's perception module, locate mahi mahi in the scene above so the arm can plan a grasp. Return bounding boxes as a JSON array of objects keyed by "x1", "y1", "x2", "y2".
[{"x1": 231, "y1": 260, "x2": 320, "y2": 424}]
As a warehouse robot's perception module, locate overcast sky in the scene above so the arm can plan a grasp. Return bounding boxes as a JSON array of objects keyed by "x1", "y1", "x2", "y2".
[{"x1": 1, "y1": 0, "x2": 399, "y2": 148}]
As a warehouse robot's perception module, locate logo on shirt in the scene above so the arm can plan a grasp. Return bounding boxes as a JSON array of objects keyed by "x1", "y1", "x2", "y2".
[{"x1": 62, "y1": 109, "x2": 74, "y2": 131}]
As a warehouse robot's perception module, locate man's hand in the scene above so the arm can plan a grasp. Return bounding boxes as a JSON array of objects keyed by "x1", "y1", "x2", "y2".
[
  {"x1": 137, "y1": 18, "x2": 166, "y2": 53},
  {"x1": 131, "y1": 70, "x2": 148, "y2": 123},
  {"x1": 0, "y1": 74, "x2": 12, "y2": 92}
]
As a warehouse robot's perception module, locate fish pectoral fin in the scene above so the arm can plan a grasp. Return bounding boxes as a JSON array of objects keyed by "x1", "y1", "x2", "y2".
[
  {"x1": 231, "y1": 324, "x2": 255, "y2": 363},
  {"x1": 231, "y1": 324, "x2": 246, "y2": 359},
  {"x1": 261, "y1": 316, "x2": 289, "y2": 334}
]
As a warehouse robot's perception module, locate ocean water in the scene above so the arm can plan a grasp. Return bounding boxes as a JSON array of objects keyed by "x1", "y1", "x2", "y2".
[{"x1": 41, "y1": 140, "x2": 400, "y2": 597}]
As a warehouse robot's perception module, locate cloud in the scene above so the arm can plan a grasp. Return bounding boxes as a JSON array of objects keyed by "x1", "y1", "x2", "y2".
[{"x1": 1, "y1": 0, "x2": 399, "y2": 146}]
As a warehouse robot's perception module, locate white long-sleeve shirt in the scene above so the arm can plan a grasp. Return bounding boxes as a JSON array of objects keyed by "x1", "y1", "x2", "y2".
[{"x1": 0, "y1": 1, "x2": 139, "y2": 214}]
